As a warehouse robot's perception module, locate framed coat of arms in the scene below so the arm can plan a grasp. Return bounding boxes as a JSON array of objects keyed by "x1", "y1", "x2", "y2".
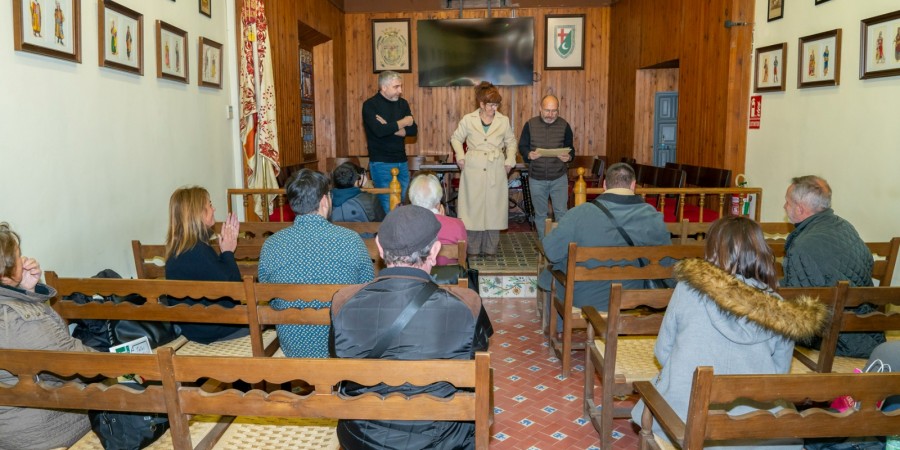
[
  {"x1": 372, "y1": 19, "x2": 410, "y2": 73},
  {"x1": 545, "y1": 14, "x2": 585, "y2": 70}
]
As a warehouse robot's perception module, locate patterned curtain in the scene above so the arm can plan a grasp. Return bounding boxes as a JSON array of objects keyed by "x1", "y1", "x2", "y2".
[{"x1": 239, "y1": 0, "x2": 280, "y2": 218}]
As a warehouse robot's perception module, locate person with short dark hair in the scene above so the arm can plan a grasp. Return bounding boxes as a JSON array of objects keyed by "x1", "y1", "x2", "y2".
[
  {"x1": 259, "y1": 169, "x2": 374, "y2": 358},
  {"x1": 330, "y1": 205, "x2": 493, "y2": 449},
  {"x1": 0, "y1": 222, "x2": 94, "y2": 448},
  {"x1": 782, "y1": 175, "x2": 882, "y2": 358},
  {"x1": 362, "y1": 71, "x2": 417, "y2": 213},
  {"x1": 631, "y1": 217, "x2": 827, "y2": 450},
  {"x1": 539, "y1": 162, "x2": 671, "y2": 312},
  {"x1": 331, "y1": 162, "x2": 385, "y2": 222},
  {"x1": 450, "y1": 81, "x2": 518, "y2": 258},
  {"x1": 518, "y1": 94, "x2": 575, "y2": 239}
]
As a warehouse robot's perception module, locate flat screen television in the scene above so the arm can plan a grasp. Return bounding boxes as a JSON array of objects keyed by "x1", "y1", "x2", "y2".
[{"x1": 417, "y1": 18, "x2": 534, "y2": 87}]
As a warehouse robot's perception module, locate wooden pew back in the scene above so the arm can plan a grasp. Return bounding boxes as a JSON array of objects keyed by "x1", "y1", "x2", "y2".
[
  {"x1": 769, "y1": 237, "x2": 900, "y2": 286},
  {"x1": 635, "y1": 367, "x2": 900, "y2": 450}
]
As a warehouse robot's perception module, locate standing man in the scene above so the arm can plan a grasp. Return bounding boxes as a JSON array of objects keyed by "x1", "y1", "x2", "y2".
[
  {"x1": 781, "y1": 175, "x2": 883, "y2": 357},
  {"x1": 330, "y1": 205, "x2": 492, "y2": 449},
  {"x1": 518, "y1": 94, "x2": 575, "y2": 239},
  {"x1": 362, "y1": 71, "x2": 417, "y2": 212}
]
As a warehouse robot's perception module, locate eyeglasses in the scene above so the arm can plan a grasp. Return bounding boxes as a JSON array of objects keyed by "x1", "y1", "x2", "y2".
[{"x1": 485, "y1": 103, "x2": 501, "y2": 108}]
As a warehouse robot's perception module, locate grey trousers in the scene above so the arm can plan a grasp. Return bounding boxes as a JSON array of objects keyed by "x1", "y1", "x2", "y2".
[{"x1": 467, "y1": 230, "x2": 500, "y2": 256}]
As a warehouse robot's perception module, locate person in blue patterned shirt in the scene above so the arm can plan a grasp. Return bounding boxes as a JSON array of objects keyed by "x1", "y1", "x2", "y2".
[{"x1": 258, "y1": 169, "x2": 375, "y2": 358}]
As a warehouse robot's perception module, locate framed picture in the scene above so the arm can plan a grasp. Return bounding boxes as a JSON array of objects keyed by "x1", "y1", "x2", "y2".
[
  {"x1": 767, "y1": 0, "x2": 784, "y2": 22},
  {"x1": 12, "y1": 0, "x2": 81, "y2": 62},
  {"x1": 156, "y1": 20, "x2": 188, "y2": 83},
  {"x1": 754, "y1": 43, "x2": 787, "y2": 92},
  {"x1": 98, "y1": 1, "x2": 142, "y2": 75},
  {"x1": 199, "y1": 0, "x2": 210, "y2": 18},
  {"x1": 859, "y1": 10, "x2": 900, "y2": 80},
  {"x1": 545, "y1": 14, "x2": 585, "y2": 70},
  {"x1": 798, "y1": 29, "x2": 841, "y2": 88},
  {"x1": 372, "y1": 19, "x2": 410, "y2": 73},
  {"x1": 198, "y1": 37, "x2": 222, "y2": 88}
]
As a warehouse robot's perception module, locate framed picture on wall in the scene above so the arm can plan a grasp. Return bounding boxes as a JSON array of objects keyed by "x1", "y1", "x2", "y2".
[
  {"x1": 12, "y1": 0, "x2": 81, "y2": 62},
  {"x1": 767, "y1": 0, "x2": 783, "y2": 22},
  {"x1": 199, "y1": 0, "x2": 211, "y2": 18},
  {"x1": 859, "y1": 10, "x2": 900, "y2": 79},
  {"x1": 372, "y1": 19, "x2": 410, "y2": 73},
  {"x1": 754, "y1": 43, "x2": 787, "y2": 92},
  {"x1": 798, "y1": 29, "x2": 841, "y2": 88},
  {"x1": 198, "y1": 37, "x2": 222, "y2": 88},
  {"x1": 99, "y1": 1, "x2": 142, "y2": 75},
  {"x1": 156, "y1": 20, "x2": 188, "y2": 83},
  {"x1": 545, "y1": 14, "x2": 585, "y2": 70}
]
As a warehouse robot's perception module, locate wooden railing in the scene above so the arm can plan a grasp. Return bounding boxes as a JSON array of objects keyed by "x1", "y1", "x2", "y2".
[
  {"x1": 230, "y1": 168, "x2": 402, "y2": 221},
  {"x1": 571, "y1": 167, "x2": 763, "y2": 222}
]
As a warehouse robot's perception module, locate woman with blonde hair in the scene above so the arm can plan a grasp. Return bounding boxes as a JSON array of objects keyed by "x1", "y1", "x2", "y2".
[
  {"x1": 165, "y1": 186, "x2": 246, "y2": 344},
  {"x1": 450, "y1": 81, "x2": 517, "y2": 258},
  {"x1": 0, "y1": 222, "x2": 93, "y2": 448}
]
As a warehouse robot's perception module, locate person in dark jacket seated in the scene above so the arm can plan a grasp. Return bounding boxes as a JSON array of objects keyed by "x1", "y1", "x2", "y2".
[
  {"x1": 781, "y1": 175, "x2": 883, "y2": 358},
  {"x1": 331, "y1": 162, "x2": 385, "y2": 222},
  {"x1": 164, "y1": 186, "x2": 248, "y2": 344},
  {"x1": 330, "y1": 205, "x2": 493, "y2": 450}
]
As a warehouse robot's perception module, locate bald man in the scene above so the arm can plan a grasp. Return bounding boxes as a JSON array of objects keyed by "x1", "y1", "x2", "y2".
[{"x1": 518, "y1": 95, "x2": 575, "y2": 239}]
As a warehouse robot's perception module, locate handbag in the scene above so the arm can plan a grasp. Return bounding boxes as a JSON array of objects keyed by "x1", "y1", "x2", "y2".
[
  {"x1": 88, "y1": 409, "x2": 169, "y2": 450},
  {"x1": 70, "y1": 269, "x2": 180, "y2": 351},
  {"x1": 588, "y1": 200, "x2": 675, "y2": 290}
]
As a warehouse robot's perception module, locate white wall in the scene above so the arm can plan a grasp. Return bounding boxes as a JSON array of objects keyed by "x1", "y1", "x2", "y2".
[
  {"x1": 0, "y1": 0, "x2": 242, "y2": 278},
  {"x1": 746, "y1": 0, "x2": 900, "y2": 246}
]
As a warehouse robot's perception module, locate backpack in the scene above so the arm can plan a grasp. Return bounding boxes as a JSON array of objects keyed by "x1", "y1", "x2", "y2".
[{"x1": 331, "y1": 197, "x2": 369, "y2": 222}]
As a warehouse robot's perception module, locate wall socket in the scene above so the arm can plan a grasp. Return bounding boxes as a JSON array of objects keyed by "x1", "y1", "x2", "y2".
[{"x1": 226, "y1": 105, "x2": 234, "y2": 120}]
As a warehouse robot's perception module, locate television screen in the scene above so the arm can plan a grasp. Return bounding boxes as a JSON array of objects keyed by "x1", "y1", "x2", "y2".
[{"x1": 417, "y1": 18, "x2": 534, "y2": 87}]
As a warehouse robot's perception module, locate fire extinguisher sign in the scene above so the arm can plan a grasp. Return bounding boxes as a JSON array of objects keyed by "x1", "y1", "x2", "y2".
[{"x1": 749, "y1": 95, "x2": 762, "y2": 129}]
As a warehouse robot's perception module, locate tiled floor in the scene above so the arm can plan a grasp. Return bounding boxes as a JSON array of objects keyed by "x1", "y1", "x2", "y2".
[{"x1": 483, "y1": 296, "x2": 640, "y2": 449}]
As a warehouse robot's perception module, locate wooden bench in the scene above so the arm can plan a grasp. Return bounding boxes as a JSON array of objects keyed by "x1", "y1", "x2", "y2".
[
  {"x1": 794, "y1": 283, "x2": 900, "y2": 374},
  {"x1": 583, "y1": 283, "x2": 843, "y2": 447},
  {"x1": 0, "y1": 347, "x2": 492, "y2": 450},
  {"x1": 583, "y1": 284, "x2": 671, "y2": 449},
  {"x1": 547, "y1": 243, "x2": 704, "y2": 377},
  {"x1": 634, "y1": 366, "x2": 900, "y2": 450},
  {"x1": 769, "y1": 237, "x2": 900, "y2": 286},
  {"x1": 227, "y1": 182, "x2": 398, "y2": 222}
]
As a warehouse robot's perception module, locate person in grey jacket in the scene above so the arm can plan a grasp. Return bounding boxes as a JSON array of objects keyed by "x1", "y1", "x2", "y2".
[
  {"x1": 631, "y1": 217, "x2": 828, "y2": 450},
  {"x1": 782, "y1": 175, "x2": 882, "y2": 358},
  {"x1": 0, "y1": 222, "x2": 94, "y2": 449},
  {"x1": 539, "y1": 162, "x2": 671, "y2": 313}
]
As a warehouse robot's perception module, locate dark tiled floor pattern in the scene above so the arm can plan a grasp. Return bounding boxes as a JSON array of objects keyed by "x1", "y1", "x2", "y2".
[{"x1": 483, "y1": 296, "x2": 641, "y2": 450}]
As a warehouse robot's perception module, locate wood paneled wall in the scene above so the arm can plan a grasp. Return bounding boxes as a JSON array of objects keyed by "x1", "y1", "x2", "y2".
[
  {"x1": 252, "y1": 0, "x2": 347, "y2": 171},
  {"x1": 343, "y1": 8, "x2": 610, "y2": 159},
  {"x1": 607, "y1": 0, "x2": 754, "y2": 177}
]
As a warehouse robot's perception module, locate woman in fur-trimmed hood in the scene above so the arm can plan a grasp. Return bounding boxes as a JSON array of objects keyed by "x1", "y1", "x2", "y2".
[{"x1": 631, "y1": 217, "x2": 828, "y2": 450}]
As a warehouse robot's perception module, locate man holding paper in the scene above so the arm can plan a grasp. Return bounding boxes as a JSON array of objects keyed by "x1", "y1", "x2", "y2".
[{"x1": 518, "y1": 94, "x2": 575, "y2": 239}]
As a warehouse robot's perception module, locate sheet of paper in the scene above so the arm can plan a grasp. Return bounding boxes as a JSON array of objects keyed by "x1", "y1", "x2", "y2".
[
  {"x1": 110, "y1": 336, "x2": 151, "y2": 383},
  {"x1": 536, "y1": 147, "x2": 571, "y2": 157}
]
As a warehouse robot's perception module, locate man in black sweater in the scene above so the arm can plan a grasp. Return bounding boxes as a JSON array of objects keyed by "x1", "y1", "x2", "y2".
[{"x1": 362, "y1": 71, "x2": 417, "y2": 212}]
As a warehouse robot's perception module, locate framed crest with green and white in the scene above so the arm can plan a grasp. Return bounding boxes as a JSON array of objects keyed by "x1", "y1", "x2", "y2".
[
  {"x1": 545, "y1": 14, "x2": 585, "y2": 70},
  {"x1": 372, "y1": 18, "x2": 410, "y2": 73}
]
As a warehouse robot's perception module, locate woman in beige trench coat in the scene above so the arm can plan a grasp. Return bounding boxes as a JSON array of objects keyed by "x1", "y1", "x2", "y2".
[{"x1": 450, "y1": 81, "x2": 517, "y2": 258}]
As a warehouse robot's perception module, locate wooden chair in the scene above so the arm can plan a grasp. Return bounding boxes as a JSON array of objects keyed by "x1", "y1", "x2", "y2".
[
  {"x1": 132, "y1": 240, "x2": 167, "y2": 279},
  {"x1": 248, "y1": 283, "x2": 344, "y2": 356},
  {"x1": 583, "y1": 284, "x2": 672, "y2": 449},
  {"x1": 634, "y1": 366, "x2": 900, "y2": 450},
  {"x1": 437, "y1": 240, "x2": 469, "y2": 269},
  {"x1": 769, "y1": 237, "x2": 900, "y2": 286},
  {"x1": 535, "y1": 219, "x2": 559, "y2": 334},
  {"x1": 547, "y1": 244, "x2": 704, "y2": 377}
]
